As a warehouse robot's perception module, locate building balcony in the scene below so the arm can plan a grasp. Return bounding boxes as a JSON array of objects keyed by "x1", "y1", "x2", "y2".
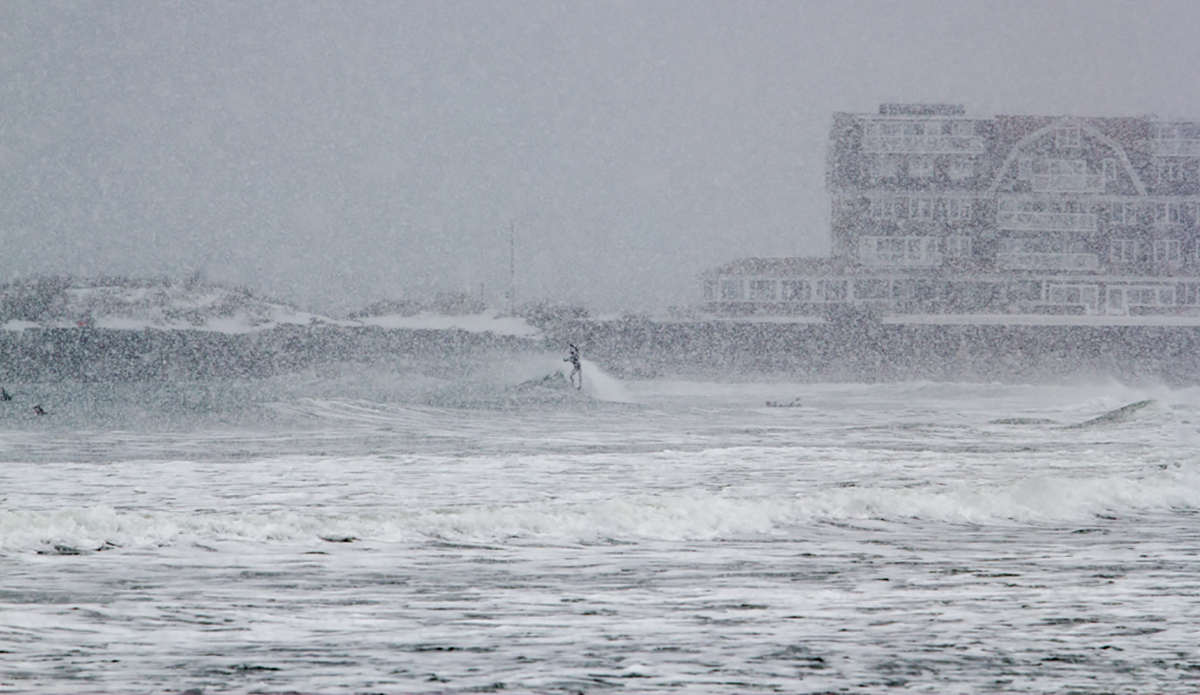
[
  {"x1": 858, "y1": 252, "x2": 944, "y2": 267},
  {"x1": 1032, "y1": 174, "x2": 1104, "y2": 192},
  {"x1": 996, "y1": 252, "x2": 1100, "y2": 271},
  {"x1": 997, "y1": 211, "x2": 1098, "y2": 232},
  {"x1": 862, "y1": 135, "x2": 985, "y2": 154}
]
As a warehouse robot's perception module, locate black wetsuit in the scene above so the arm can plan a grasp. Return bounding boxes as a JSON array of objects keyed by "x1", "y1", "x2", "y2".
[{"x1": 565, "y1": 345, "x2": 582, "y2": 389}]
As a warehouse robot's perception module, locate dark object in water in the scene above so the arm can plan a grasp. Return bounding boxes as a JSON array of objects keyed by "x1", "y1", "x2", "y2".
[
  {"x1": 1067, "y1": 399, "x2": 1155, "y2": 429},
  {"x1": 766, "y1": 398, "x2": 803, "y2": 408},
  {"x1": 33, "y1": 404, "x2": 48, "y2": 416},
  {"x1": 989, "y1": 417, "x2": 1058, "y2": 425},
  {"x1": 0, "y1": 387, "x2": 10, "y2": 401}
]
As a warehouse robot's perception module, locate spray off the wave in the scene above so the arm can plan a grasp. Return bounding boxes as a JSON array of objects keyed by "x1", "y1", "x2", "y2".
[{"x1": 552, "y1": 353, "x2": 633, "y2": 403}]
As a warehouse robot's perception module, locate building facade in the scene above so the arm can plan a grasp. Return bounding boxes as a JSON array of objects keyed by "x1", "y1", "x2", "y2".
[{"x1": 704, "y1": 104, "x2": 1200, "y2": 322}]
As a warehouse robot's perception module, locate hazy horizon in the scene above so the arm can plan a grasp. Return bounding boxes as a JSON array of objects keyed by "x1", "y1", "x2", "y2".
[{"x1": 3, "y1": 0, "x2": 1200, "y2": 314}]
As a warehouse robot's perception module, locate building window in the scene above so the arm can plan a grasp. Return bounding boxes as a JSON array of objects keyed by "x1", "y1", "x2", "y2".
[
  {"x1": 748, "y1": 279, "x2": 777, "y2": 301},
  {"x1": 1180, "y1": 283, "x2": 1200, "y2": 306},
  {"x1": 854, "y1": 279, "x2": 891, "y2": 300},
  {"x1": 1153, "y1": 123, "x2": 1179, "y2": 140},
  {"x1": 1056, "y1": 127, "x2": 1082, "y2": 150},
  {"x1": 1158, "y1": 160, "x2": 1184, "y2": 182},
  {"x1": 1123, "y1": 286, "x2": 1174, "y2": 306},
  {"x1": 703, "y1": 280, "x2": 717, "y2": 301},
  {"x1": 781, "y1": 280, "x2": 810, "y2": 301},
  {"x1": 948, "y1": 159, "x2": 974, "y2": 181},
  {"x1": 874, "y1": 157, "x2": 900, "y2": 178},
  {"x1": 1154, "y1": 240, "x2": 1182, "y2": 263},
  {"x1": 816, "y1": 279, "x2": 847, "y2": 302},
  {"x1": 911, "y1": 197, "x2": 934, "y2": 219},
  {"x1": 1154, "y1": 202, "x2": 1182, "y2": 225},
  {"x1": 1126, "y1": 288, "x2": 1156, "y2": 305},
  {"x1": 998, "y1": 197, "x2": 1097, "y2": 232},
  {"x1": 1109, "y1": 200, "x2": 1137, "y2": 224},
  {"x1": 998, "y1": 236, "x2": 1098, "y2": 270},
  {"x1": 947, "y1": 198, "x2": 973, "y2": 221},
  {"x1": 1104, "y1": 158, "x2": 1117, "y2": 183},
  {"x1": 945, "y1": 236, "x2": 972, "y2": 258},
  {"x1": 909, "y1": 158, "x2": 934, "y2": 178},
  {"x1": 1018, "y1": 158, "x2": 1034, "y2": 181},
  {"x1": 951, "y1": 120, "x2": 975, "y2": 136},
  {"x1": 719, "y1": 279, "x2": 744, "y2": 301},
  {"x1": 1048, "y1": 284, "x2": 1099, "y2": 311},
  {"x1": 860, "y1": 236, "x2": 941, "y2": 266},
  {"x1": 870, "y1": 197, "x2": 907, "y2": 219},
  {"x1": 1111, "y1": 239, "x2": 1138, "y2": 263},
  {"x1": 1032, "y1": 159, "x2": 1100, "y2": 192},
  {"x1": 1008, "y1": 281, "x2": 1043, "y2": 302},
  {"x1": 892, "y1": 279, "x2": 941, "y2": 302}
]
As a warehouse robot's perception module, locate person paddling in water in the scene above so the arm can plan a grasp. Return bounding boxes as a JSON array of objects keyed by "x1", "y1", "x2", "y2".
[{"x1": 564, "y1": 344, "x2": 582, "y2": 390}]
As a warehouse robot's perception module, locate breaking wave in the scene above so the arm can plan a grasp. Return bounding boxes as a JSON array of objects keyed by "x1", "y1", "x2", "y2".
[{"x1": 6, "y1": 462, "x2": 1199, "y2": 554}]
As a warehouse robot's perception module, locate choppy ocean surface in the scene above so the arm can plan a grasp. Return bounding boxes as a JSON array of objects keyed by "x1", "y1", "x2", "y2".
[{"x1": 2, "y1": 355, "x2": 1200, "y2": 693}]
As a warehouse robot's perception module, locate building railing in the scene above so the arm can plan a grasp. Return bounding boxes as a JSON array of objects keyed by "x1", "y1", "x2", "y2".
[
  {"x1": 859, "y1": 251, "x2": 944, "y2": 267},
  {"x1": 997, "y1": 211, "x2": 1098, "y2": 232},
  {"x1": 996, "y1": 252, "x2": 1099, "y2": 271},
  {"x1": 862, "y1": 135, "x2": 985, "y2": 154},
  {"x1": 1032, "y1": 174, "x2": 1104, "y2": 192}
]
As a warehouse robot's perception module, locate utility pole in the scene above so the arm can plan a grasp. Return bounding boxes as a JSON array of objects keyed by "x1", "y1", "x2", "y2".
[
  {"x1": 509, "y1": 219, "x2": 515, "y2": 315},
  {"x1": 507, "y1": 212, "x2": 537, "y2": 315}
]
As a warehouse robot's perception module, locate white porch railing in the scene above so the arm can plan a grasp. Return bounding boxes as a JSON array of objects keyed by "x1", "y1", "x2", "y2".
[
  {"x1": 1032, "y1": 174, "x2": 1104, "y2": 192},
  {"x1": 862, "y1": 135, "x2": 985, "y2": 154},
  {"x1": 997, "y1": 211, "x2": 1098, "y2": 232},
  {"x1": 996, "y1": 253, "x2": 1099, "y2": 270}
]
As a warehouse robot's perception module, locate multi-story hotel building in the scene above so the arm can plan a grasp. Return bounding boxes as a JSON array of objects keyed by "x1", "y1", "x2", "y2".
[{"x1": 703, "y1": 104, "x2": 1200, "y2": 323}]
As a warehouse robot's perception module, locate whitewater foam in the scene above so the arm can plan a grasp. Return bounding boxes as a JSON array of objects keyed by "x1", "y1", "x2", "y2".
[
  {"x1": 555, "y1": 355, "x2": 633, "y2": 402},
  {"x1": 5, "y1": 459, "x2": 1198, "y2": 554},
  {"x1": 6, "y1": 379, "x2": 1200, "y2": 693}
]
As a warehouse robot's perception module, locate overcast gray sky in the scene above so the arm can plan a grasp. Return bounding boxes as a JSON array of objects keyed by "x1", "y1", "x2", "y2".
[{"x1": 3, "y1": 0, "x2": 1199, "y2": 314}]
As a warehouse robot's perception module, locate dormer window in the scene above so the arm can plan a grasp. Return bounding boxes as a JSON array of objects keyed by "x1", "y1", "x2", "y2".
[{"x1": 1056, "y1": 127, "x2": 1082, "y2": 150}]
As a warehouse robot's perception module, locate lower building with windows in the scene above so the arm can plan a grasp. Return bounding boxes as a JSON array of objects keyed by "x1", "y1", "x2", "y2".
[{"x1": 703, "y1": 104, "x2": 1200, "y2": 324}]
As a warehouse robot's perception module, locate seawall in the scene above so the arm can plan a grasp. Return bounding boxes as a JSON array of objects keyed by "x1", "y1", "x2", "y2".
[
  {"x1": 561, "y1": 318, "x2": 1200, "y2": 385},
  {"x1": 3, "y1": 319, "x2": 1198, "y2": 385},
  {"x1": 0, "y1": 326, "x2": 539, "y2": 382}
]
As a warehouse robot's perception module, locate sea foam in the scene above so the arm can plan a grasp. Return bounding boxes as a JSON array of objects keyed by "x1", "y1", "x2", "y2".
[{"x1": 5, "y1": 462, "x2": 1198, "y2": 553}]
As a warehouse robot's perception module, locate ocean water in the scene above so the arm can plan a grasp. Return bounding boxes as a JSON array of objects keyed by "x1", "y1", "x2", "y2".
[{"x1": 2, "y1": 356, "x2": 1200, "y2": 693}]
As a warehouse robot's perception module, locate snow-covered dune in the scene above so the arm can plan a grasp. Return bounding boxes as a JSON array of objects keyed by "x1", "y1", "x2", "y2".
[{"x1": 0, "y1": 278, "x2": 540, "y2": 337}]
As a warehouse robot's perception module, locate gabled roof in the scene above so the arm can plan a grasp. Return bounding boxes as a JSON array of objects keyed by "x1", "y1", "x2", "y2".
[{"x1": 987, "y1": 116, "x2": 1147, "y2": 195}]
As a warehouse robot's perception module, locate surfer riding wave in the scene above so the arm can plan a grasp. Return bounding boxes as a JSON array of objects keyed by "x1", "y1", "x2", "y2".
[{"x1": 564, "y1": 344, "x2": 582, "y2": 390}]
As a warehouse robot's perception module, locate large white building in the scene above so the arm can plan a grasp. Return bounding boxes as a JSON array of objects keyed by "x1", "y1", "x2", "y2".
[{"x1": 704, "y1": 104, "x2": 1200, "y2": 323}]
